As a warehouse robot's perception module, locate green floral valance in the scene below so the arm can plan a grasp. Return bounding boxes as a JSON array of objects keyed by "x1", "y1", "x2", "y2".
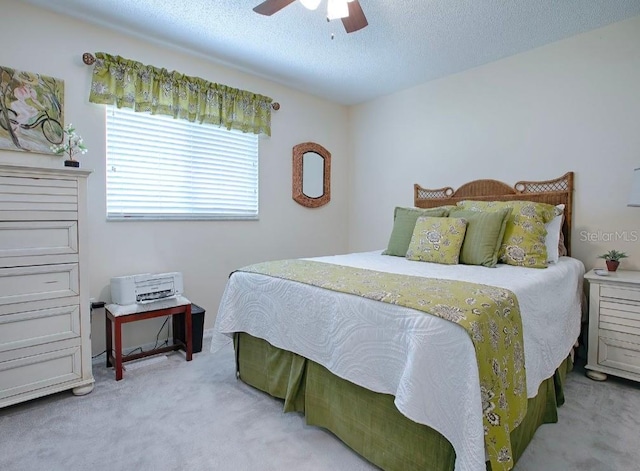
[{"x1": 88, "y1": 52, "x2": 272, "y2": 136}]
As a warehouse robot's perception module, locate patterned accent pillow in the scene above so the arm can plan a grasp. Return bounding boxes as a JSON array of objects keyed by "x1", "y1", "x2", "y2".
[
  {"x1": 456, "y1": 200, "x2": 558, "y2": 268},
  {"x1": 406, "y1": 216, "x2": 467, "y2": 265},
  {"x1": 383, "y1": 207, "x2": 448, "y2": 257},
  {"x1": 447, "y1": 207, "x2": 512, "y2": 267}
]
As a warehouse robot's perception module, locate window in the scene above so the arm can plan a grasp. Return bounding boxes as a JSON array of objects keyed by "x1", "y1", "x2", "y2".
[{"x1": 106, "y1": 107, "x2": 259, "y2": 220}]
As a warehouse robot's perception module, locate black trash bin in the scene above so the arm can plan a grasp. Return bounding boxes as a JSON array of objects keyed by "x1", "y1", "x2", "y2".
[{"x1": 174, "y1": 303, "x2": 206, "y2": 353}]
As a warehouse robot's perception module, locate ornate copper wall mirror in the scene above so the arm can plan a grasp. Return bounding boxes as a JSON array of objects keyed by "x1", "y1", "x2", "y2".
[{"x1": 292, "y1": 142, "x2": 331, "y2": 208}]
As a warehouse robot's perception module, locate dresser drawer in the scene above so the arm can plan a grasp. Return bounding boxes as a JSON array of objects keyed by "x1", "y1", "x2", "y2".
[
  {"x1": 597, "y1": 335, "x2": 640, "y2": 375},
  {"x1": 0, "y1": 304, "x2": 80, "y2": 353},
  {"x1": 0, "y1": 221, "x2": 78, "y2": 268},
  {"x1": 0, "y1": 264, "x2": 79, "y2": 305},
  {"x1": 599, "y1": 300, "x2": 640, "y2": 336},
  {"x1": 601, "y1": 285, "x2": 640, "y2": 303},
  {"x1": 0, "y1": 175, "x2": 78, "y2": 221},
  {"x1": 0, "y1": 343, "x2": 81, "y2": 401},
  {"x1": 600, "y1": 299, "x2": 640, "y2": 317}
]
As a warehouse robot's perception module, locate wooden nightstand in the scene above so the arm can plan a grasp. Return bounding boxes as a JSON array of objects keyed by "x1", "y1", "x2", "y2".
[{"x1": 584, "y1": 269, "x2": 640, "y2": 382}]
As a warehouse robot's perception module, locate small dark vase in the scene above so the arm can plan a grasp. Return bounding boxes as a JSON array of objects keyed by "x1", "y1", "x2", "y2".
[
  {"x1": 64, "y1": 159, "x2": 80, "y2": 168},
  {"x1": 605, "y1": 260, "x2": 620, "y2": 272}
]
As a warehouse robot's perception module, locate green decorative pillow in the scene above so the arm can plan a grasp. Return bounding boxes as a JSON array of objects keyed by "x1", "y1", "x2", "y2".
[
  {"x1": 383, "y1": 207, "x2": 448, "y2": 257},
  {"x1": 456, "y1": 200, "x2": 558, "y2": 268},
  {"x1": 448, "y1": 207, "x2": 512, "y2": 267},
  {"x1": 406, "y1": 216, "x2": 467, "y2": 265},
  {"x1": 429, "y1": 204, "x2": 457, "y2": 214}
]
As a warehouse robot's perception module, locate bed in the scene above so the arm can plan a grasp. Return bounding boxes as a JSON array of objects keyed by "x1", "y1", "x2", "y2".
[{"x1": 212, "y1": 172, "x2": 584, "y2": 471}]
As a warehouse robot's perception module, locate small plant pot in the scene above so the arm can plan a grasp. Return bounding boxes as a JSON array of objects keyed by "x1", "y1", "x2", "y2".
[
  {"x1": 64, "y1": 159, "x2": 80, "y2": 168},
  {"x1": 606, "y1": 260, "x2": 620, "y2": 272}
]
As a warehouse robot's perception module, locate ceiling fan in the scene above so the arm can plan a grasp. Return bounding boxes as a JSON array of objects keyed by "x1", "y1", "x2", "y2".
[{"x1": 253, "y1": 0, "x2": 368, "y2": 34}]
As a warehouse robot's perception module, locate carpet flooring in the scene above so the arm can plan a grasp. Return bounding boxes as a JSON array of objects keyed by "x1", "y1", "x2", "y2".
[{"x1": 1, "y1": 339, "x2": 639, "y2": 471}]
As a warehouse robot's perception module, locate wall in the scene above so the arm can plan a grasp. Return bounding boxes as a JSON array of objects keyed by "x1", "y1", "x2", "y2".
[
  {"x1": 1, "y1": 1, "x2": 350, "y2": 354},
  {"x1": 348, "y1": 15, "x2": 640, "y2": 272}
]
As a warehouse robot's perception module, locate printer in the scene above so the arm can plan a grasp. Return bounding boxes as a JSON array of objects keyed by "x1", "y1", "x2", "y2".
[{"x1": 110, "y1": 272, "x2": 184, "y2": 305}]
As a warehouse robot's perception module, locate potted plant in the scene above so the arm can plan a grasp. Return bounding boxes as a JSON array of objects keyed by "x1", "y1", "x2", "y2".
[
  {"x1": 598, "y1": 250, "x2": 628, "y2": 272},
  {"x1": 50, "y1": 123, "x2": 87, "y2": 168}
]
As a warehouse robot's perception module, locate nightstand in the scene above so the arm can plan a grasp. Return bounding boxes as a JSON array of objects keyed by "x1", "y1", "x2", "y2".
[{"x1": 584, "y1": 269, "x2": 640, "y2": 382}]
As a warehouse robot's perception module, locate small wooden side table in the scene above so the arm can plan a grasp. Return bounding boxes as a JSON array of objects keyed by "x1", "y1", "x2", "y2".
[{"x1": 105, "y1": 296, "x2": 192, "y2": 381}]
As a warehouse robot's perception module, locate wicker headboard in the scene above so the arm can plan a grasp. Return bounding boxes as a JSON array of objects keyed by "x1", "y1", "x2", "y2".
[{"x1": 414, "y1": 172, "x2": 574, "y2": 256}]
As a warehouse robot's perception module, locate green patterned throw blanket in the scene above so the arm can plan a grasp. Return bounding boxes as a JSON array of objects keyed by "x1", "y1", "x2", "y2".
[{"x1": 240, "y1": 259, "x2": 527, "y2": 471}]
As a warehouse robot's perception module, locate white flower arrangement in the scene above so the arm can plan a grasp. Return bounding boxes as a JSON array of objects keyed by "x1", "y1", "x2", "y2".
[{"x1": 50, "y1": 124, "x2": 87, "y2": 162}]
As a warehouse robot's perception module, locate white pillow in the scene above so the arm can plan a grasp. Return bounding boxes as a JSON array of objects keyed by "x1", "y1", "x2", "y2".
[{"x1": 545, "y1": 204, "x2": 564, "y2": 263}]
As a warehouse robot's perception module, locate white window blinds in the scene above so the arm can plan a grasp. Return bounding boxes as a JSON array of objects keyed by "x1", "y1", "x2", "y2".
[{"x1": 106, "y1": 107, "x2": 259, "y2": 220}]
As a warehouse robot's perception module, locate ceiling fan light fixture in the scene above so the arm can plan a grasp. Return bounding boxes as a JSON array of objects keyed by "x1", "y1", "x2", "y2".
[
  {"x1": 327, "y1": 0, "x2": 349, "y2": 20},
  {"x1": 253, "y1": 0, "x2": 367, "y2": 33},
  {"x1": 299, "y1": 0, "x2": 322, "y2": 10}
]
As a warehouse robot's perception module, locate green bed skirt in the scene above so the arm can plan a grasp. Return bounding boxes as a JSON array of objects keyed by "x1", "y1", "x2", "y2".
[{"x1": 234, "y1": 332, "x2": 572, "y2": 471}]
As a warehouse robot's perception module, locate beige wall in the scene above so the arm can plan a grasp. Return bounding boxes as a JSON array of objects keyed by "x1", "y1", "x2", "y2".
[
  {"x1": 1, "y1": 1, "x2": 350, "y2": 354},
  {"x1": 348, "y1": 15, "x2": 640, "y2": 272}
]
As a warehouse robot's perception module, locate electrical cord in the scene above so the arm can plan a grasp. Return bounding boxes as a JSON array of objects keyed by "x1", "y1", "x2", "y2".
[
  {"x1": 92, "y1": 350, "x2": 106, "y2": 359},
  {"x1": 124, "y1": 315, "x2": 170, "y2": 356},
  {"x1": 150, "y1": 316, "x2": 170, "y2": 350},
  {"x1": 92, "y1": 316, "x2": 172, "y2": 360}
]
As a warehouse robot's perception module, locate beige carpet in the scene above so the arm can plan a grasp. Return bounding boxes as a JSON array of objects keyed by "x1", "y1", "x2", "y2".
[{"x1": 0, "y1": 339, "x2": 638, "y2": 471}]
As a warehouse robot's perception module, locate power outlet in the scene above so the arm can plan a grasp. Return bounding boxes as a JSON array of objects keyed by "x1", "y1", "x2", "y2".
[{"x1": 89, "y1": 298, "x2": 106, "y2": 311}]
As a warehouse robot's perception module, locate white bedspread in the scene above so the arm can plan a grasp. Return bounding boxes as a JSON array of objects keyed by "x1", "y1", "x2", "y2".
[{"x1": 213, "y1": 251, "x2": 585, "y2": 471}]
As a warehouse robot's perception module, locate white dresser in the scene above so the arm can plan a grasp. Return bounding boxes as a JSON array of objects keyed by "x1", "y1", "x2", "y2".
[
  {"x1": 0, "y1": 165, "x2": 94, "y2": 408},
  {"x1": 585, "y1": 269, "x2": 640, "y2": 382}
]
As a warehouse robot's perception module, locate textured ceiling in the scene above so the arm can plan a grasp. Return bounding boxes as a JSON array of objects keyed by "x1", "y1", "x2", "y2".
[{"x1": 20, "y1": 0, "x2": 640, "y2": 105}]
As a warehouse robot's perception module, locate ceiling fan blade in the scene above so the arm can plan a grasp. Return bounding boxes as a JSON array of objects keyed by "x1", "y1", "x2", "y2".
[
  {"x1": 253, "y1": 0, "x2": 296, "y2": 16},
  {"x1": 342, "y1": 0, "x2": 368, "y2": 33}
]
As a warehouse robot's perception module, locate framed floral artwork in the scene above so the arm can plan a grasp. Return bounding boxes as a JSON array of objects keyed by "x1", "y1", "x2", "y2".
[{"x1": 0, "y1": 66, "x2": 64, "y2": 154}]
